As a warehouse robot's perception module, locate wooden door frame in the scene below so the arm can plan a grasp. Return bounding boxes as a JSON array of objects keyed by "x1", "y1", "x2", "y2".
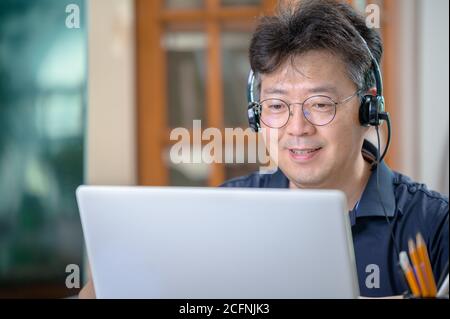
[{"x1": 136, "y1": 0, "x2": 277, "y2": 186}]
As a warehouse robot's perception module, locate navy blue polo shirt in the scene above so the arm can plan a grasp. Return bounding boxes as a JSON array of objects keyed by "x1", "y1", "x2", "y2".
[{"x1": 221, "y1": 142, "x2": 449, "y2": 297}]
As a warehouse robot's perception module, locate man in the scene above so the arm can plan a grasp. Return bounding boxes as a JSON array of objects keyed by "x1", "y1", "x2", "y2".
[
  {"x1": 219, "y1": 0, "x2": 448, "y2": 297},
  {"x1": 80, "y1": 0, "x2": 448, "y2": 298}
]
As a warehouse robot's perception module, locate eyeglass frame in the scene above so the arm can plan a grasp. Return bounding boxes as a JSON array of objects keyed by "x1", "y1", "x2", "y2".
[{"x1": 257, "y1": 90, "x2": 361, "y2": 128}]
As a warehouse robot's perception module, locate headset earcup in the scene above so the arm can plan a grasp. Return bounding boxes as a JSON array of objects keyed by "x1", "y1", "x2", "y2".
[
  {"x1": 360, "y1": 95, "x2": 384, "y2": 127},
  {"x1": 248, "y1": 102, "x2": 260, "y2": 132},
  {"x1": 359, "y1": 95, "x2": 372, "y2": 126}
]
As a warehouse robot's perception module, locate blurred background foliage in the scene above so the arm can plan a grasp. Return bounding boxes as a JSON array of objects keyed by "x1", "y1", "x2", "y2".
[{"x1": 0, "y1": 0, "x2": 85, "y2": 297}]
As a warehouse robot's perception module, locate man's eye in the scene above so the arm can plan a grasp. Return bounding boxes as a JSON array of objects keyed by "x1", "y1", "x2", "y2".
[
  {"x1": 269, "y1": 104, "x2": 285, "y2": 110},
  {"x1": 313, "y1": 103, "x2": 333, "y2": 110}
]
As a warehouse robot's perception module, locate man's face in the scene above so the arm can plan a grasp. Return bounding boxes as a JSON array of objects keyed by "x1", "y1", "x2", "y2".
[{"x1": 260, "y1": 50, "x2": 368, "y2": 188}]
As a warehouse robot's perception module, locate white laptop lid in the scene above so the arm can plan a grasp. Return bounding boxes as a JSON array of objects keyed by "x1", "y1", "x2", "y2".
[{"x1": 76, "y1": 186, "x2": 359, "y2": 299}]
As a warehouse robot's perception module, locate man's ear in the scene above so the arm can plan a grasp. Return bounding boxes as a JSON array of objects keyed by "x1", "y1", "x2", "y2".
[{"x1": 367, "y1": 87, "x2": 377, "y2": 96}]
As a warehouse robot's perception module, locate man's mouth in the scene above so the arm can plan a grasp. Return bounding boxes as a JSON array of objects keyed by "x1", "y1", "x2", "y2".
[
  {"x1": 288, "y1": 147, "x2": 322, "y2": 155},
  {"x1": 287, "y1": 147, "x2": 323, "y2": 162}
]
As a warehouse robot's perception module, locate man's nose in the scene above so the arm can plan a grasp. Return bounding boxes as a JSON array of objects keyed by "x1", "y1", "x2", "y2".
[{"x1": 285, "y1": 104, "x2": 316, "y2": 136}]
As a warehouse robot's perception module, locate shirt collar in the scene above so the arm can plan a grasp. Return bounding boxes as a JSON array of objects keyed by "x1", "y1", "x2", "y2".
[{"x1": 355, "y1": 160, "x2": 396, "y2": 218}]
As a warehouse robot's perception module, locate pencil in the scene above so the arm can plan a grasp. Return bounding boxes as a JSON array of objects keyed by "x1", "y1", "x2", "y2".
[
  {"x1": 408, "y1": 238, "x2": 429, "y2": 297},
  {"x1": 416, "y1": 233, "x2": 438, "y2": 297},
  {"x1": 399, "y1": 251, "x2": 421, "y2": 297}
]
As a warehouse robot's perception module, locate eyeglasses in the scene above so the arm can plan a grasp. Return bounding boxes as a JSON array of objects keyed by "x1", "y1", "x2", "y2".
[{"x1": 258, "y1": 91, "x2": 360, "y2": 128}]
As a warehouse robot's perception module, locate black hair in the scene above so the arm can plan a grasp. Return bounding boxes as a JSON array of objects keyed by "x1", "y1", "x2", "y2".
[{"x1": 249, "y1": 0, "x2": 383, "y2": 92}]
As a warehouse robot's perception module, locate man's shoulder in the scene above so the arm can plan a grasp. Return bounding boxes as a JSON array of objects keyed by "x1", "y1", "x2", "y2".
[
  {"x1": 391, "y1": 172, "x2": 449, "y2": 282},
  {"x1": 392, "y1": 171, "x2": 448, "y2": 218},
  {"x1": 220, "y1": 172, "x2": 271, "y2": 188},
  {"x1": 220, "y1": 169, "x2": 289, "y2": 188}
]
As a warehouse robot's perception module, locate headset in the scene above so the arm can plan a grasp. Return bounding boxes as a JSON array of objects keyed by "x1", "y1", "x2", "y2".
[{"x1": 246, "y1": 34, "x2": 391, "y2": 162}]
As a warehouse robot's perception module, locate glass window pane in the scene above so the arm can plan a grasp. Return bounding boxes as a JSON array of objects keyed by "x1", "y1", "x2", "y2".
[
  {"x1": 223, "y1": 139, "x2": 266, "y2": 181},
  {"x1": 221, "y1": 31, "x2": 253, "y2": 128},
  {"x1": 164, "y1": 148, "x2": 209, "y2": 186},
  {"x1": 164, "y1": 31, "x2": 207, "y2": 129},
  {"x1": 221, "y1": 0, "x2": 261, "y2": 6},
  {"x1": 353, "y1": 0, "x2": 368, "y2": 12},
  {"x1": 166, "y1": 0, "x2": 204, "y2": 9}
]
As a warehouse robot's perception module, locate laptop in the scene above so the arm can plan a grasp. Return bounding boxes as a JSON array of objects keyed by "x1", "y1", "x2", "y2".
[{"x1": 76, "y1": 186, "x2": 360, "y2": 299}]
